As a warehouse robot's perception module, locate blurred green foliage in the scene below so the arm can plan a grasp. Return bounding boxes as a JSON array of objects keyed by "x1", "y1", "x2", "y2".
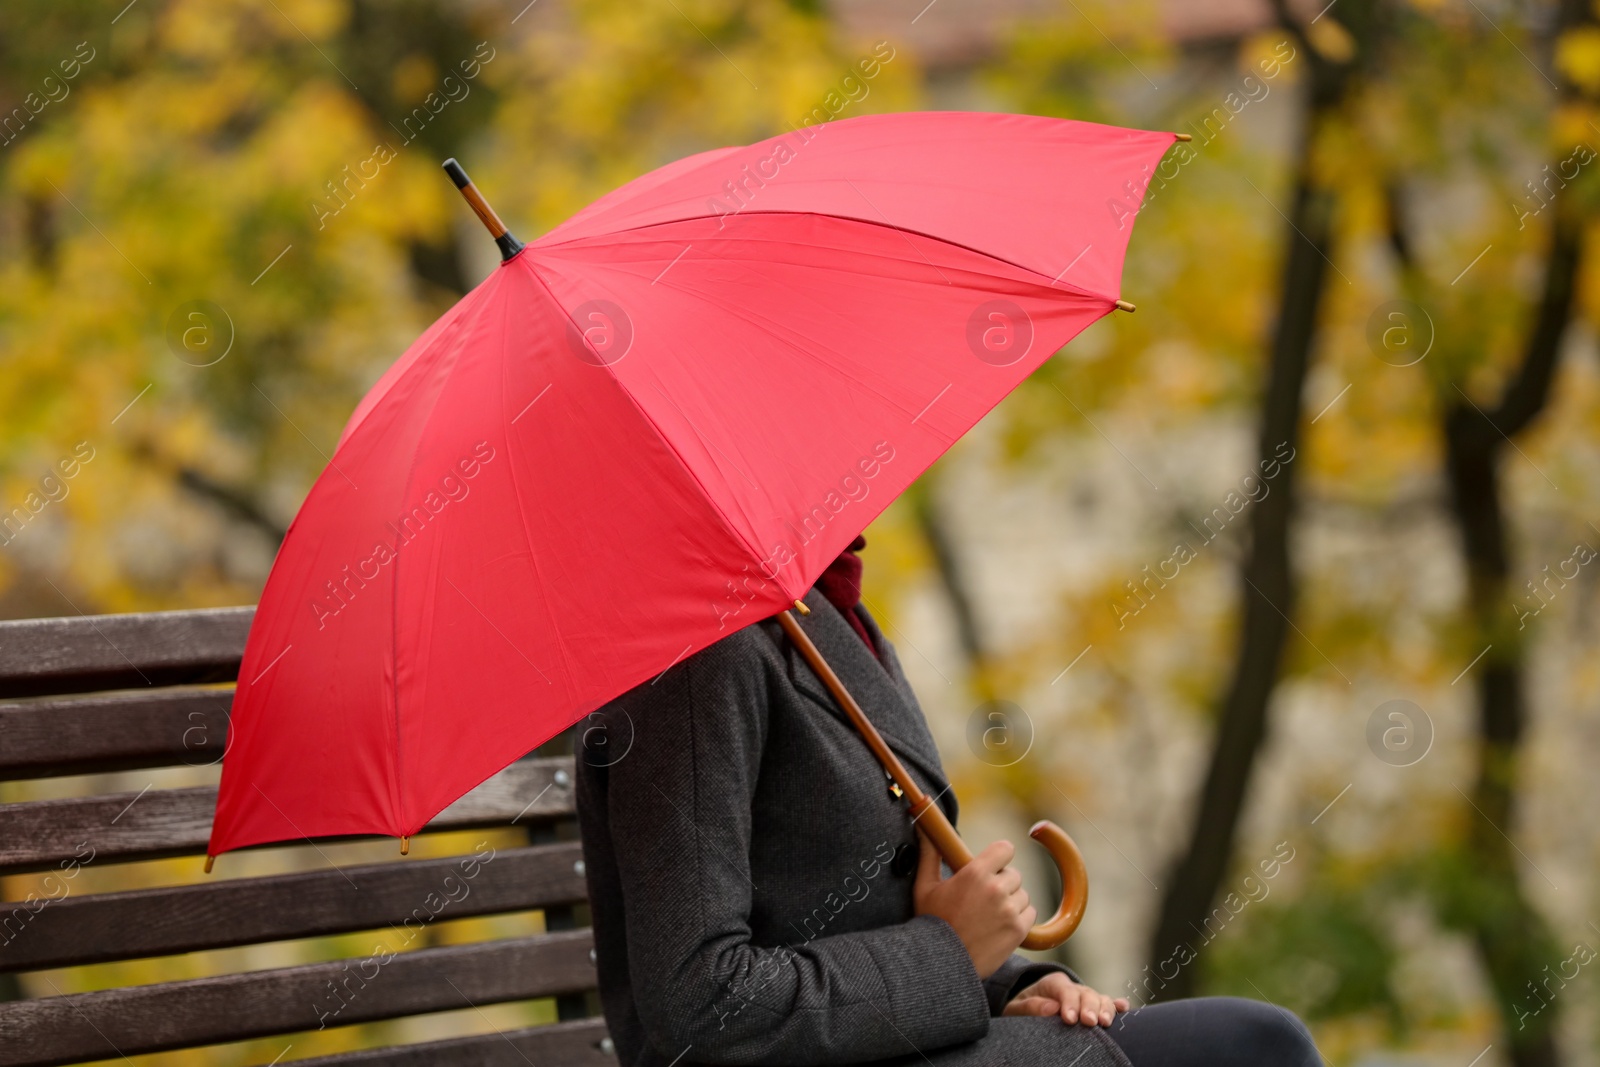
[{"x1": 1202, "y1": 858, "x2": 1403, "y2": 1029}]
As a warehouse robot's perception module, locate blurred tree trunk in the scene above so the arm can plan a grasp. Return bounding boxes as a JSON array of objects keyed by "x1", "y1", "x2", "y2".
[
  {"x1": 1393, "y1": 5, "x2": 1590, "y2": 1060},
  {"x1": 914, "y1": 487, "x2": 990, "y2": 695},
  {"x1": 1145, "y1": 3, "x2": 1377, "y2": 999},
  {"x1": 1396, "y1": 148, "x2": 1584, "y2": 1067},
  {"x1": 1438, "y1": 204, "x2": 1578, "y2": 1067},
  {"x1": 1386, "y1": 183, "x2": 1579, "y2": 1067}
]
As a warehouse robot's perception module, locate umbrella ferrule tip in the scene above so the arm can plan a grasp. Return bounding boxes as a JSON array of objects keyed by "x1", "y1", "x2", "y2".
[{"x1": 442, "y1": 158, "x2": 471, "y2": 189}]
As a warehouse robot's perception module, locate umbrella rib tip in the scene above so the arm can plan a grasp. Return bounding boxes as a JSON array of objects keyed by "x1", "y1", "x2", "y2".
[{"x1": 1114, "y1": 299, "x2": 1137, "y2": 313}]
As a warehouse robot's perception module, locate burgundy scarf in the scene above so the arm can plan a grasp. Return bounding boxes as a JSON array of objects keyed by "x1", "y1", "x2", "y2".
[{"x1": 814, "y1": 535, "x2": 879, "y2": 659}]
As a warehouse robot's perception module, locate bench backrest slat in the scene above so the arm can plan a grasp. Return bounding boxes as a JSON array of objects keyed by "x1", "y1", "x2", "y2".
[
  {"x1": 0, "y1": 842, "x2": 586, "y2": 972},
  {"x1": 0, "y1": 689, "x2": 232, "y2": 779},
  {"x1": 0, "y1": 607, "x2": 254, "y2": 699},
  {"x1": 0, "y1": 756, "x2": 575, "y2": 875}
]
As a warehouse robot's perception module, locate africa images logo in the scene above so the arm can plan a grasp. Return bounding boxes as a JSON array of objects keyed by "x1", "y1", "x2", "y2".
[
  {"x1": 966, "y1": 300, "x2": 1034, "y2": 366},
  {"x1": 566, "y1": 300, "x2": 633, "y2": 366}
]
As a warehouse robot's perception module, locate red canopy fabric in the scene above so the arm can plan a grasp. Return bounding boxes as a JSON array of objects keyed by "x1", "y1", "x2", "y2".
[{"x1": 210, "y1": 111, "x2": 1174, "y2": 855}]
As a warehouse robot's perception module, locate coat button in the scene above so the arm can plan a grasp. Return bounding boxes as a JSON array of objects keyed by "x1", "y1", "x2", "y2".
[{"x1": 890, "y1": 843, "x2": 917, "y2": 878}]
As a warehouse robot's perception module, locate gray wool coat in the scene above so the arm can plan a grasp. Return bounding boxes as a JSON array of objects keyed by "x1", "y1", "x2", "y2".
[{"x1": 575, "y1": 587, "x2": 1132, "y2": 1067}]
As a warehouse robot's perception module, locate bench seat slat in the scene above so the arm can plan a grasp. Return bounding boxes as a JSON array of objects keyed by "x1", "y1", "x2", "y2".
[
  {"x1": 0, "y1": 757, "x2": 575, "y2": 875},
  {"x1": 0, "y1": 608, "x2": 252, "y2": 699},
  {"x1": 287, "y1": 1017, "x2": 614, "y2": 1066},
  {"x1": 0, "y1": 689, "x2": 231, "y2": 779},
  {"x1": 0, "y1": 929, "x2": 596, "y2": 1067},
  {"x1": 0, "y1": 842, "x2": 586, "y2": 972}
]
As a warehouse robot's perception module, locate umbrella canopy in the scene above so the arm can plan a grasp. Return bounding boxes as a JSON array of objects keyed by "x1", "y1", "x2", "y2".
[{"x1": 210, "y1": 111, "x2": 1176, "y2": 856}]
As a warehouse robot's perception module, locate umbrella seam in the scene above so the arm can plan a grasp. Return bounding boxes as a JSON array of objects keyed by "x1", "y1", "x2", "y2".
[
  {"x1": 496, "y1": 272, "x2": 579, "y2": 694},
  {"x1": 390, "y1": 271, "x2": 500, "y2": 834},
  {"x1": 535, "y1": 209, "x2": 1123, "y2": 305},
  {"x1": 599, "y1": 221, "x2": 1095, "y2": 429},
  {"x1": 533, "y1": 219, "x2": 1109, "y2": 534},
  {"x1": 523, "y1": 226, "x2": 1112, "y2": 607},
  {"x1": 517, "y1": 258, "x2": 781, "y2": 594}
]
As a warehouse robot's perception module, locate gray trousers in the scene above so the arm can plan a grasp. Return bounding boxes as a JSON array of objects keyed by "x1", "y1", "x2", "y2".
[
  {"x1": 1107, "y1": 997, "x2": 1321, "y2": 1067},
  {"x1": 872, "y1": 997, "x2": 1320, "y2": 1067}
]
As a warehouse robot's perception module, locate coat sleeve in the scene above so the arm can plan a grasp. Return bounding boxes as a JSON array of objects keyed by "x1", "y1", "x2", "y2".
[
  {"x1": 600, "y1": 627, "x2": 992, "y2": 1066},
  {"x1": 982, "y1": 956, "x2": 1077, "y2": 1015}
]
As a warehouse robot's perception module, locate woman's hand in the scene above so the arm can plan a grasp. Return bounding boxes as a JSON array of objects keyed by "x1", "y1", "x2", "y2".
[
  {"x1": 1003, "y1": 972, "x2": 1128, "y2": 1026},
  {"x1": 912, "y1": 833, "x2": 1035, "y2": 979}
]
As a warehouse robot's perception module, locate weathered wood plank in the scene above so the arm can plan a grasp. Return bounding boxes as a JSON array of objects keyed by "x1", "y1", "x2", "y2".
[
  {"x1": 0, "y1": 930, "x2": 596, "y2": 1067},
  {"x1": 287, "y1": 1017, "x2": 615, "y2": 1066},
  {"x1": 0, "y1": 607, "x2": 253, "y2": 699},
  {"x1": 0, "y1": 842, "x2": 587, "y2": 972},
  {"x1": 0, "y1": 688, "x2": 232, "y2": 779},
  {"x1": 0, "y1": 757, "x2": 575, "y2": 875}
]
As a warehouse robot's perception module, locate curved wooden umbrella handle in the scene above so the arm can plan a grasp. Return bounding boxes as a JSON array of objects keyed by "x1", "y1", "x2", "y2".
[
  {"x1": 1018, "y1": 820, "x2": 1088, "y2": 950},
  {"x1": 909, "y1": 798, "x2": 1088, "y2": 949}
]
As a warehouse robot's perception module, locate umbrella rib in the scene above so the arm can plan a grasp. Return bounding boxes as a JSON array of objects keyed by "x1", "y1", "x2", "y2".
[
  {"x1": 387, "y1": 283, "x2": 500, "y2": 827},
  {"x1": 554, "y1": 226, "x2": 1087, "y2": 439},
  {"x1": 519, "y1": 261, "x2": 781, "y2": 591},
  {"x1": 534, "y1": 210, "x2": 1118, "y2": 306},
  {"x1": 644, "y1": 381, "x2": 759, "y2": 490},
  {"x1": 545, "y1": 239, "x2": 913, "y2": 504},
  {"x1": 497, "y1": 285, "x2": 578, "y2": 692},
  {"x1": 840, "y1": 179, "x2": 952, "y2": 286}
]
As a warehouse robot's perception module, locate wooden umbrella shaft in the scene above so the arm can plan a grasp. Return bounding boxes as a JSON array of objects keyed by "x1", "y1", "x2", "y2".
[
  {"x1": 776, "y1": 610, "x2": 974, "y2": 867},
  {"x1": 442, "y1": 158, "x2": 526, "y2": 261}
]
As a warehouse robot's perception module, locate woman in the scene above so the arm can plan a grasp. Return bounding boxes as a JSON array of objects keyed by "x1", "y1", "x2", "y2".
[{"x1": 576, "y1": 537, "x2": 1320, "y2": 1067}]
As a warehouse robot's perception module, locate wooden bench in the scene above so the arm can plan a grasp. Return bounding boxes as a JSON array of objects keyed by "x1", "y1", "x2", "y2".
[{"x1": 0, "y1": 606, "x2": 617, "y2": 1066}]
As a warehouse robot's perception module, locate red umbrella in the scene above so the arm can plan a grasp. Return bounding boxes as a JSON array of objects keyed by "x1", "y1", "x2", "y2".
[{"x1": 210, "y1": 111, "x2": 1179, "y2": 946}]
